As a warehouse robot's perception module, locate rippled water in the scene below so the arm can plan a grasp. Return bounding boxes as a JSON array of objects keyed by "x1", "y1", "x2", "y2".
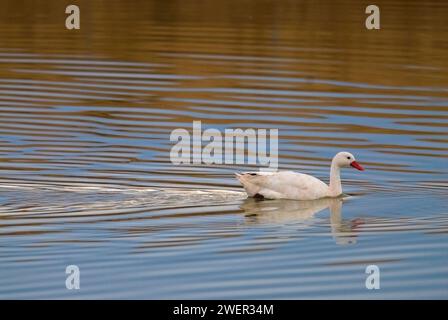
[{"x1": 0, "y1": 0, "x2": 448, "y2": 299}]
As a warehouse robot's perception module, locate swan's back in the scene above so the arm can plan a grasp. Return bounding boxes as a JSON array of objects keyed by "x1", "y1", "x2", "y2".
[{"x1": 236, "y1": 171, "x2": 329, "y2": 200}]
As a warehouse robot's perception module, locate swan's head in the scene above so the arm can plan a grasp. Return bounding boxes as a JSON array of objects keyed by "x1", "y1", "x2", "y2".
[{"x1": 333, "y1": 151, "x2": 364, "y2": 171}]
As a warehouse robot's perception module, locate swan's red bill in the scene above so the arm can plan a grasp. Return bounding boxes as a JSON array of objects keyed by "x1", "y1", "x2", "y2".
[{"x1": 350, "y1": 161, "x2": 364, "y2": 171}]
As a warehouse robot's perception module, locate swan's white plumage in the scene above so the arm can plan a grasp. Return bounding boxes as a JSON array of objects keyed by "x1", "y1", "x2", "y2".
[
  {"x1": 236, "y1": 171, "x2": 328, "y2": 200},
  {"x1": 236, "y1": 151, "x2": 364, "y2": 200}
]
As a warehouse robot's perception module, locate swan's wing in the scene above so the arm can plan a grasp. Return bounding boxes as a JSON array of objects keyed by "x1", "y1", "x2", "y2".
[
  {"x1": 235, "y1": 172, "x2": 277, "y2": 197},
  {"x1": 236, "y1": 171, "x2": 328, "y2": 200}
]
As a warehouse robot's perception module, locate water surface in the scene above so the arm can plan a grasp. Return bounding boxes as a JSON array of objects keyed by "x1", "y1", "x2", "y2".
[{"x1": 0, "y1": 0, "x2": 447, "y2": 299}]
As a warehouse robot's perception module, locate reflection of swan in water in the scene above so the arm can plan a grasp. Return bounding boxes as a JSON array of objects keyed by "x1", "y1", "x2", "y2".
[
  {"x1": 236, "y1": 152, "x2": 364, "y2": 200},
  {"x1": 240, "y1": 197, "x2": 361, "y2": 245}
]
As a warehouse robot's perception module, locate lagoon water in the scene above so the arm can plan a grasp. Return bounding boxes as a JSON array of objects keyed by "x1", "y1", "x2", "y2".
[{"x1": 0, "y1": 0, "x2": 447, "y2": 299}]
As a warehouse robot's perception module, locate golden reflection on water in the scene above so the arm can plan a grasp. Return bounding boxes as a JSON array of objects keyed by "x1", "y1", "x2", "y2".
[
  {"x1": 0, "y1": 0, "x2": 448, "y2": 299},
  {"x1": 0, "y1": 0, "x2": 446, "y2": 195}
]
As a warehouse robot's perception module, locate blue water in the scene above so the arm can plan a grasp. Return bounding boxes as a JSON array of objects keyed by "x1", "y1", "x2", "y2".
[{"x1": 0, "y1": 0, "x2": 447, "y2": 299}]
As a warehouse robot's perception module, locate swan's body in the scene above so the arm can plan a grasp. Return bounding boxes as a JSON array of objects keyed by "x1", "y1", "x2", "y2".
[{"x1": 236, "y1": 151, "x2": 364, "y2": 200}]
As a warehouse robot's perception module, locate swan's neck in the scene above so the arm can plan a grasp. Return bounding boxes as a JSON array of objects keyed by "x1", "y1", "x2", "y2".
[{"x1": 328, "y1": 162, "x2": 342, "y2": 197}]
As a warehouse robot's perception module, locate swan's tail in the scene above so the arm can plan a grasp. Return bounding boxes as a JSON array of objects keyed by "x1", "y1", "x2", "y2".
[
  {"x1": 234, "y1": 172, "x2": 245, "y2": 181},
  {"x1": 235, "y1": 172, "x2": 262, "y2": 197}
]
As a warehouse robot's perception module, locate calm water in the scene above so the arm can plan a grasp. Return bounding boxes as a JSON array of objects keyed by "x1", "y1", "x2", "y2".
[{"x1": 0, "y1": 0, "x2": 448, "y2": 299}]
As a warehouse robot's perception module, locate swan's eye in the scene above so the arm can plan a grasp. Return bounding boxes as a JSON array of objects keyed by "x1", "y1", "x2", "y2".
[{"x1": 347, "y1": 156, "x2": 351, "y2": 160}]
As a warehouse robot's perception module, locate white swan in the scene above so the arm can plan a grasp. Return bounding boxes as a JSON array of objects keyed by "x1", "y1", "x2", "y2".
[{"x1": 235, "y1": 151, "x2": 364, "y2": 200}]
